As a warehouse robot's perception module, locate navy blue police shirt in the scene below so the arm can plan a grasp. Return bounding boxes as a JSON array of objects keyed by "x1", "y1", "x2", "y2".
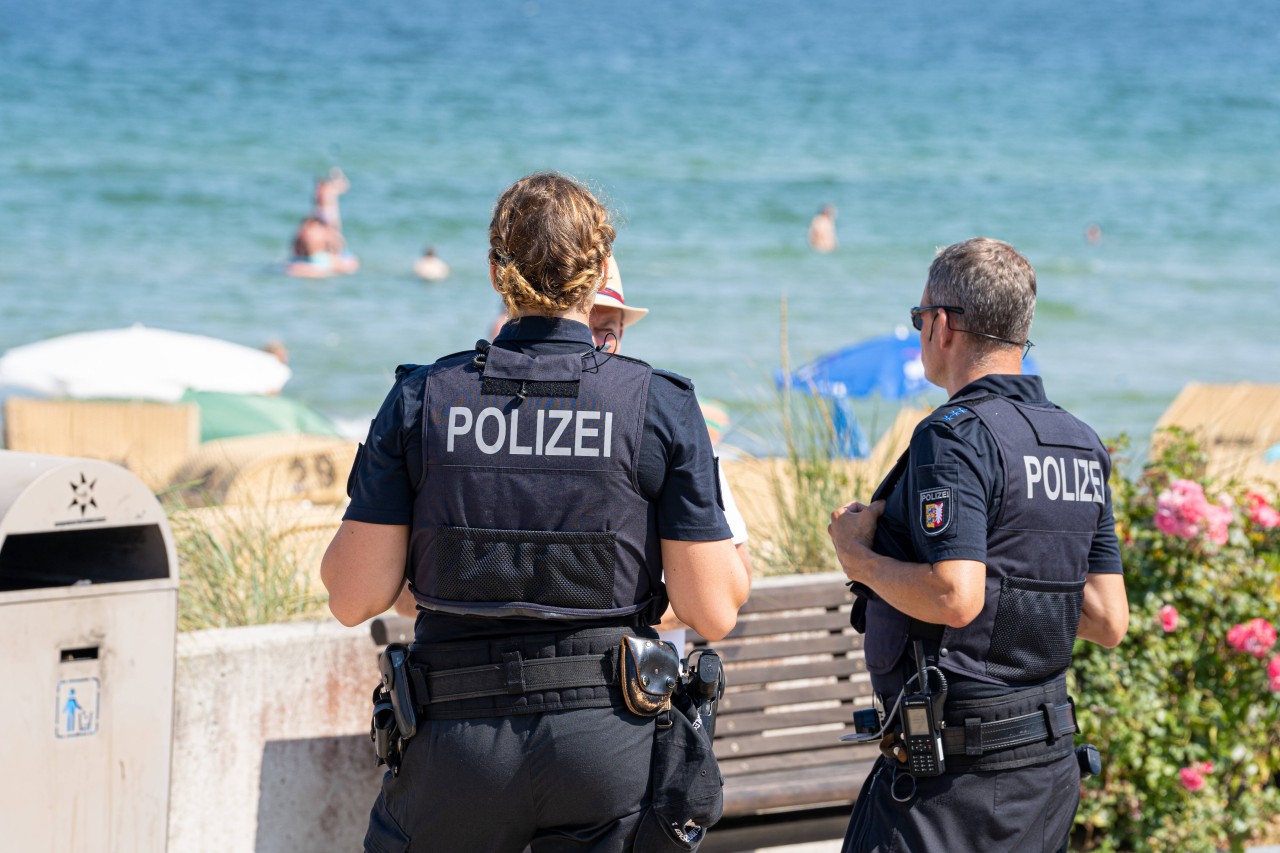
[
  {"x1": 344, "y1": 316, "x2": 732, "y2": 642},
  {"x1": 872, "y1": 373, "x2": 1123, "y2": 697}
]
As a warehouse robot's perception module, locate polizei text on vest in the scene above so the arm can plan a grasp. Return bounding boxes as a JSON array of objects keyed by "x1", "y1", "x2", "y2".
[
  {"x1": 447, "y1": 407, "x2": 614, "y2": 457},
  {"x1": 1023, "y1": 455, "x2": 1105, "y2": 503}
]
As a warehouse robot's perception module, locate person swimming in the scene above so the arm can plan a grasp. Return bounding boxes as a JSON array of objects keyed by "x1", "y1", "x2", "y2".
[
  {"x1": 286, "y1": 216, "x2": 358, "y2": 278},
  {"x1": 808, "y1": 204, "x2": 838, "y2": 253},
  {"x1": 413, "y1": 245, "x2": 450, "y2": 281}
]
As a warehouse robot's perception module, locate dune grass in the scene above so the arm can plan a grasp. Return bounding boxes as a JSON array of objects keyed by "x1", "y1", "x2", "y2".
[{"x1": 164, "y1": 494, "x2": 328, "y2": 631}]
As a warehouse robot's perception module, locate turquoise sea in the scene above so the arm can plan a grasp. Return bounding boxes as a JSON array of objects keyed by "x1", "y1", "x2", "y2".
[{"x1": 4, "y1": 0, "x2": 1279, "y2": 451}]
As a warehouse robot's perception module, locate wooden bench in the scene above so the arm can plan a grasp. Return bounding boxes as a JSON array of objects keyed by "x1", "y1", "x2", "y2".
[{"x1": 370, "y1": 571, "x2": 876, "y2": 851}]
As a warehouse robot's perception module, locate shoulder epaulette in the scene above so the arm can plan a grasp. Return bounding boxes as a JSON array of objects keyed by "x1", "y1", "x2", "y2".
[
  {"x1": 394, "y1": 363, "x2": 425, "y2": 381},
  {"x1": 431, "y1": 349, "x2": 475, "y2": 366},
  {"x1": 928, "y1": 393, "x2": 997, "y2": 430},
  {"x1": 651, "y1": 367, "x2": 693, "y2": 391},
  {"x1": 609, "y1": 352, "x2": 654, "y2": 370}
]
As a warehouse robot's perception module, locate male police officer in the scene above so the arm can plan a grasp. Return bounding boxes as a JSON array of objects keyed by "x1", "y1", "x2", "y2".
[{"x1": 828, "y1": 238, "x2": 1129, "y2": 852}]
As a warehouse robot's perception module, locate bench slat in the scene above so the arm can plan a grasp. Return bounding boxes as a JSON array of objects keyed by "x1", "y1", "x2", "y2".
[
  {"x1": 720, "y1": 760, "x2": 873, "y2": 817},
  {"x1": 716, "y1": 702, "x2": 858, "y2": 736},
  {"x1": 716, "y1": 727, "x2": 865, "y2": 761},
  {"x1": 721, "y1": 742, "x2": 880, "y2": 778},
  {"x1": 718, "y1": 680, "x2": 869, "y2": 713},
  {"x1": 721, "y1": 656, "x2": 865, "y2": 687},
  {"x1": 717, "y1": 632, "x2": 862, "y2": 664},
  {"x1": 737, "y1": 582, "x2": 855, "y2": 614},
  {"x1": 711, "y1": 607, "x2": 853, "y2": 639},
  {"x1": 719, "y1": 744, "x2": 880, "y2": 779}
]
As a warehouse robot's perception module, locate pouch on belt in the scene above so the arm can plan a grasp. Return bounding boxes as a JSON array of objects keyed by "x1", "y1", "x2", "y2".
[
  {"x1": 620, "y1": 636, "x2": 725, "y2": 852},
  {"x1": 621, "y1": 635, "x2": 680, "y2": 717}
]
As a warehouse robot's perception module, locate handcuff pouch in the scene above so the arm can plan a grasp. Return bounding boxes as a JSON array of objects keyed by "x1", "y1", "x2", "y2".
[{"x1": 620, "y1": 635, "x2": 680, "y2": 718}]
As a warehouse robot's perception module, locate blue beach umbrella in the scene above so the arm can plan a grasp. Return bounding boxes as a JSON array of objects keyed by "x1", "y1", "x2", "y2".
[
  {"x1": 785, "y1": 327, "x2": 933, "y2": 401},
  {"x1": 780, "y1": 326, "x2": 1040, "y2": 402},
  {"x1": 776, "y1": 327, "x2": 1040, "y2": 458}
]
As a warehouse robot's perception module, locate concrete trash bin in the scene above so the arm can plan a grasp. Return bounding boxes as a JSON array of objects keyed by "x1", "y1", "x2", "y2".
[{"x1": 0, "y1": 450, "x2": 178, "y2": 852}]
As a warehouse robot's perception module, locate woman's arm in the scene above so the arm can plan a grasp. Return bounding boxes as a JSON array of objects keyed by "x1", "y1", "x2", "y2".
[
  {"x1": 321, "y1": 520, "x2": 410, "y2": 626},
  {"x1": 661, "y1": 538, "x2": 751, "y2": 641}
]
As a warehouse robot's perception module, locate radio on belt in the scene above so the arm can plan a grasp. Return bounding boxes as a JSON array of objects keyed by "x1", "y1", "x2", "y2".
[{"x1": 899, "y1": 640, "x2": 946, "y2": 777}]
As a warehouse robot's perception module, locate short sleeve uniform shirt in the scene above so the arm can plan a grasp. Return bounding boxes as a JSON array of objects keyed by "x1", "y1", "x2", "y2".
[{"x1": 344, "y1": 316, "x2": 731, "y2": 641}]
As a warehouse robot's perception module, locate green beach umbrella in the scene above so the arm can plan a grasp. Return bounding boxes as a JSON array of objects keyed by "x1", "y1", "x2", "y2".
[{"x1": 181, "y1": 390, "x2": 339, "y2": 443}]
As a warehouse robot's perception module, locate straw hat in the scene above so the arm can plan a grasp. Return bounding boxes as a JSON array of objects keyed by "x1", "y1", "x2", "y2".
[{"x1": 594, "y1": 256, "x2": 649, "y2": 327}]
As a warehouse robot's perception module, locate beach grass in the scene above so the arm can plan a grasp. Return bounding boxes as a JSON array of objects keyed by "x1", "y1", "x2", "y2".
[
  {"x1": 163, "y1": 490, "x2": 329, "y2": 631},
  {"x1": 753, "y1": 390, "x2": 869, "y2": 575}
]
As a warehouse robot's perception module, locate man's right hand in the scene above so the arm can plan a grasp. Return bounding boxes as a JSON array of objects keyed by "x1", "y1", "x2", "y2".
[{"x1": 828, "y1": 499, "x2": 886, "y2": 584}]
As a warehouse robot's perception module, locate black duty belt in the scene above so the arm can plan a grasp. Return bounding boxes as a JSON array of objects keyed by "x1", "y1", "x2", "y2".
[
  {"x1": 940, "y1": 701, "x2": 1077, "y2": 757},
  {"x1": 406, "y1": 647, "x2": 621, "y2": 710}
]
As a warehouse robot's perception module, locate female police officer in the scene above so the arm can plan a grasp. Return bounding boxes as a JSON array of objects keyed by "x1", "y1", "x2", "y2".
[{"x1": 322, "y1": 172, "x2": 750, "y2": 853}]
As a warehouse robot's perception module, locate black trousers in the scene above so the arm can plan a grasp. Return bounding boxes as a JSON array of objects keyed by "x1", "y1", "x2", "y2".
[
  {"x1": 842, "y1": 752, "x2": 1081, "y2": 853},
  {"x1": 364, "y1": 704, "x2": 654, "y2": 853}
]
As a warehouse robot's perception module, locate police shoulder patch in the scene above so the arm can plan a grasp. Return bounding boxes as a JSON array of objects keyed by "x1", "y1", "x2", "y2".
[{"x1": 918, "y1": 487, "x2": 952, "y2": 536}]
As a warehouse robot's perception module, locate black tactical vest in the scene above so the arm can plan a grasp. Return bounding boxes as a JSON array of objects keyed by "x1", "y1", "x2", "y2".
[
  {"x1": 407, "y1": 344, "x2": 665, "y2": 621},
  {"x1": 864, "y1": 393, "x2": 1110, "y2": 687}
]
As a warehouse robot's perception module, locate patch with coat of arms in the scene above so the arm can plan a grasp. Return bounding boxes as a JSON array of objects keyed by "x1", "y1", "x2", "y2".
[{"x1": 919, "y1": 487, "x2": 952, "y2": 536}]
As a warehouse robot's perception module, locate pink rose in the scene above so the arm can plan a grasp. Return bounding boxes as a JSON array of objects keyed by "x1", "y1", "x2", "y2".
[
  {"x1": 1159, "y1": 605, "x2": 1179, "y2": 633},
  {"x1": 1204, "y1": 503, "x2": 1232, "y2": 546},
  {"x1": 1269, "y1": 655, "x2": 1280, "y2": 692},
  {"x1": 1155, "y1": 479, "x2": 1232, "y2": 547},
  {"x1": 1179, "y1": 765, "x2": 1206, "y2": 792},
  {"x1": 1246, "y1": 493, "x2": 1280, "y2": 529},
  {"x1": 1226, "y1": 619, "x2": 1277, "y2": 659}
]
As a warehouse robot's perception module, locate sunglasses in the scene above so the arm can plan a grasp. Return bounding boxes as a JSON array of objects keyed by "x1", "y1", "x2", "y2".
[{"x1": 910, "y1": 305, "x2": 1035, "y2": 359}]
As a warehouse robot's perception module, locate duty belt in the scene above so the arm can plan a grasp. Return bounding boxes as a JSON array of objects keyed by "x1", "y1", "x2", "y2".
[
  {"x1": 405, "y1": 648, "x2": 621, "y2": 711},
  {"x1": 941, "y1": 700, "x2": 1077, "y2": 757}
]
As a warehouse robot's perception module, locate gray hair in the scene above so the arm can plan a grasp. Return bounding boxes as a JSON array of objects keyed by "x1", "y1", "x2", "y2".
[{"x1": 925, "y1": 238, "x2": 1036, "y2": 351}]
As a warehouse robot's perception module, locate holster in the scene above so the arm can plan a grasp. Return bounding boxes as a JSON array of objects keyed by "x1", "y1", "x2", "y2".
[
  {"x1": 370, "y1": 643, "x2": 419, "y2": 776},
  {"x1": 620, "y1": 635, "x2": 680, "y2": 719},
  {"x1": 370, "y1": 685, "x2": 402, "y2": 774}
]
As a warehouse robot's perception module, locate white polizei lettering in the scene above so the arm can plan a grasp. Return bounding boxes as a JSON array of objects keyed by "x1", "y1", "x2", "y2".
[
  {"x1": 575, "y1": 411, "x2": 600, "y2": 456},
  {"x1": 1024, "y1": 455, "x2": 1042, "y2": 499},
  {"x1": 474, "y1": 407, "x2": 506, "y2": 455},
  {"x1": 1089, "y1": 461, "x2": 1104, "y2": 504},
  {"x1": 603, "y1": 412, "x2": 613, "y2": 458},
  {"x1": 1061, "y1": 457, "x2": 1076, "y2": 501},
  {"x1": 544, "y1": 410, "x2": 573, "y2": 456},
  {"x1": 509, "y1": 410, "x2": 533, "y2": 455},
  {"x1": 1076, "y1": 458, "x2": 1091, "y2": 503},
  {"x1": 536, "y1": 410, "x2": 545, "y2": 455},
  {"x1": 447, "y1": 407, "x2": 473, "y2": 452},
  {"x1": 1043, "y1": 455, "x2": 1061, "y2": 500}
]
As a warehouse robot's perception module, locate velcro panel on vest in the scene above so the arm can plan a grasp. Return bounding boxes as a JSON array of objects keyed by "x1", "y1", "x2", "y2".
[
  {"x1": 481, "y1": 377, "x2": 580, "y2": 398},
  {"x1": 431, "y1": 526, "x2": 617, "y2": 611},
  {"x1": 1016, "y1": 405, "x2": 1094, "y2": 450},
  {"x1": 483, "y1": 346, "x2": 583, "y2": 382},
  {"x1": 986, "y1": 576, "x2": 1085, "y2": 683}
]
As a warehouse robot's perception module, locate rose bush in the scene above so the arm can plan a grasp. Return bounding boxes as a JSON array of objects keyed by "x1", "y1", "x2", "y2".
[{"x1": 1071, "y1": 431, "x2": 1280, "y2": 852}]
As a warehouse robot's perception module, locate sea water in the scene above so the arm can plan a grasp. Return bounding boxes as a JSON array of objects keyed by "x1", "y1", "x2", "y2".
[{"x1": 3, "y1": 0, "x2": 1279, "y2": 452}]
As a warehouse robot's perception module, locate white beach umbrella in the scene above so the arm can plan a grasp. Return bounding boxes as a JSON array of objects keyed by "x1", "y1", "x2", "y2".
[{"x1": 0, "y1": 324, "x2": 292, "y2": 402}]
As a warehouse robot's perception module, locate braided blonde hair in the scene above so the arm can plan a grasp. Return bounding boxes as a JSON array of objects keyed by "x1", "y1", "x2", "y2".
[{"x1": 488, "y1": 172, "x2": 615, "y2": 316}]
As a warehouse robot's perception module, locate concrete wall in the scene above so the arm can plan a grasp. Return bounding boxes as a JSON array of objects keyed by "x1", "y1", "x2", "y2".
[{"x1": 170, "y1": 620, "x2": 385, "y2": 852}]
